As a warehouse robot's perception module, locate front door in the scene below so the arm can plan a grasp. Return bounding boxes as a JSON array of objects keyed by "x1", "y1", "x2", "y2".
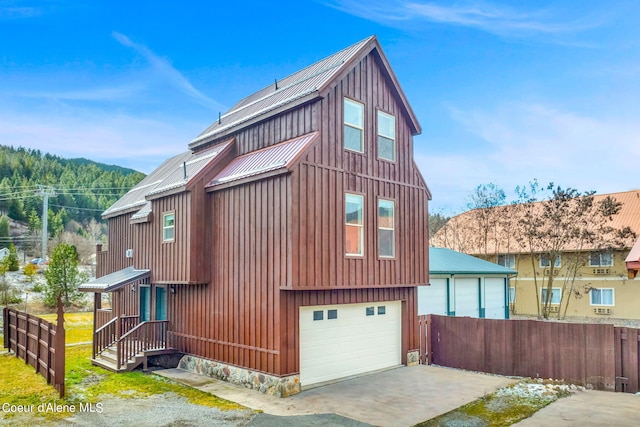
[
  {"x1": 140, "y1": 285, "x2": 151, "y2": 321},
  {"x1": 155, "y1": 286, "x2": 167, "y2": 320}
]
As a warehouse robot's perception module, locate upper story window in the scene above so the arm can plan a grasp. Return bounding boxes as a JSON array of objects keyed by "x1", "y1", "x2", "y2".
[
  {"x1": 344, "y1": 98, "x2": 364, "y2": 153},
  {"x1": 589, "y1": 251, "x2": 613, "y2": 267},
  {"x1": 345, "y1": 193, "x2": 364, "y2": 256},
  {"x1": 163, "y1": 212, "x2": 175, "y2": 242},
  {"x1": 378, "y1": 199, "x2": 395, "y2": 258},
  {"x1": 498, "y1": 254, "x2": 515, "y2": 268},
  {"x1": 539, "y1": 254, "x2": 561, "y2": 268},
  {"x1": 377, "y1": 111, "x2": 396, "y2": 161}
]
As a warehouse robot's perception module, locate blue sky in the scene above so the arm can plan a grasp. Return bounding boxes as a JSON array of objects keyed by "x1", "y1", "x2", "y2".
[{"x1": 1, "y1": 1, "x2": 638, "y2": 215}]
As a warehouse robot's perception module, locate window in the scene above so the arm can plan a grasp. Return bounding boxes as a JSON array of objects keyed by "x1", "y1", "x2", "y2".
[
  {"x1": 377, "y1": 111, "x2": 395, "y2": 161},
  {"x1": 377, "y1": 306, "x2": 386, "y2": 315},
  {"x1": 539, "y1": 254, "x2": 561, "y2": 268},
  {"x1": 345, "y1": 194, "x2": 364, "y2": 256},
  {"x1": 328, "y1": 309, "x2": 338, "y2": 320},
  {"x1": 313, "y1": 310, "x2": 323, "y2": 321},
  {"x1": 509, "y1": 287, "x2": 516, "y2": 304},
  {"x1": 366, "y1": 307, "x2": 375, "y2": 316},
  {"x1": 498, "y1": 254, "x2": 515, "y2": 268},
  {"x1": 590, "y1": 251, "x2": 613, "y2": 267},
  {"x1": 344, "y1": 98, "x2": 364, "y2": 152},
  {"x1": 590, "y1": 288, "x2": 614, "y2": 306},
  {"x1": 378, "y1": 199, "x2": 395, "y2": 258},
  {"x1": 163, "y1": 212, "x2": 175, "y2": 242},
  {"x1": 541, "y1": 288, "x2": 562, "y2": 305}
]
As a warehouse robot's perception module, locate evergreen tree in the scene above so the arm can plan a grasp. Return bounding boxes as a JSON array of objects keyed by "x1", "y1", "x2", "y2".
[
  {"x1": 44, "y1": 243, "x2": 86, "y2": 307},
  {"x1": 6, "y1": 243, "x2": 19, "y2": 271}
]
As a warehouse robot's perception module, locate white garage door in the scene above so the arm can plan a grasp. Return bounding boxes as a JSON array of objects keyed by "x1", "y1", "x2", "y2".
[
  {"x1": 299, "y1": 301, "x2": 401, "y2": 386},
  {"x1": 454, "y1": 278, "x2": 479, "y2": 317},
  {"x1": 484, "y1": 278, "x2": 506, "y2": 319},
  {"x1": 417, "y1": 279, "x2": 448, "y2": 315}
]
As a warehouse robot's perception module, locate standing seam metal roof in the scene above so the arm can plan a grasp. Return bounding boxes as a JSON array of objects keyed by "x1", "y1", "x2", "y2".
[
  {"x1": 189, "y1": 37, "x2": 374, "y2": 148},
  {"x1": 207, "y1": 132, "x2": 318, "y2": 188},
  {"x1": 429, "y1": 247, "x2": 517, "y2": 275}
]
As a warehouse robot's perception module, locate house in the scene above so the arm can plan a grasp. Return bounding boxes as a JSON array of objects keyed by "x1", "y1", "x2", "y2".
[
  {"x1": 0, "y1": 247, "x2": 8, "y2": 261},
  {"x1": 79, "y1": 36, "x2": 431, "y2": 396},
  {"x1": 431, "y1": 190, "x2": 640, "y2": 319},
  {"x1": 626, "y1": 236, "x2": 640, "y2": 279},
  {"x1": 418, "y1": 247, "x2": 515, "y2": 319}
]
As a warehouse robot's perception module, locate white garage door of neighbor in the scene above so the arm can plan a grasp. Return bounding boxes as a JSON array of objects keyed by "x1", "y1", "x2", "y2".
[
  {"x1": 299, "y1": 301, "x2": 401, "y2": 386},
  {"x1": 417, "y1": 279, "x2": 448, "y2": 315},
  {"x1": 484, "y1": 278, "x2": 506, "y2": 319},
  {"x1": 454, "y1": 278, "x2": 479, "y2": 317}
]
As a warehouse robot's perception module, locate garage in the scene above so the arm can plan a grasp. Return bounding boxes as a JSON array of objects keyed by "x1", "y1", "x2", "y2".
[
  {"x1": 299, "y1": 301, "x2": 401, "y2": 386},
  {"x1": 420, "y1": 248, "x2": 515, "y2": 319},
  {"x1": 417, "y1": 278, "x2": 448, "y2": 315}
]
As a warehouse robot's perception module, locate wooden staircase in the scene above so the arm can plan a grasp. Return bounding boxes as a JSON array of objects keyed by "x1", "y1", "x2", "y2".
[{"x1": 92, "y1": 316, "x2": 174, "y2": 372}]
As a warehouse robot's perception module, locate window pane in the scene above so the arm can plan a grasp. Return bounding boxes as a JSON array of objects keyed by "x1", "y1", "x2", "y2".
[
  {"x1": 328, "y1": 309, "x2": 338, "y2": 320},
  {"x1": 378, "y1": 200, "x2": 394, "y2": 228},
  {"x1": 313, "y1": 310, "x2": 323, "y2": 321},
  {"x1": 344, "y1": 125, "x2": 363, "y2": 152},
  {"x1": 346, "y1": 195, "x2": 363, "y2": 225},
  {"x1": 345, "y1": 194, "x2": 363, "y2": 255},
  {"x1": 378, "y1": 229, "x2": 394, "y2": 257},
  {"x1": 509, "y1": 287, "x2": 516, "y2": 303},
  {"x1": 603, "y1": 290, "x2": 613, "y2": 305},
  {"x1": 366, "y1": 307, "x2": 374, "y2": 316},
  {"x1": 378, "y1": 136, "x2": 395, "y2": 161},
  {"x1": 377, "y1": 306, "x2": 386, "y2": 315},
  {"x1": 602, "y1": 253, "x2": 613, "y2": 266},
  {"x1": 344, "y1": 99, "x2": 363, "y2": 127},
  {"x1": 164, "y1": 213, "x2": 174, "y2": 227},
  {"x1": 589, "y1": 252, "x2": 600, "y2": 266},
  {"x1": 377, "y1": 112, "x2": 395, "y2": 138},
  {"x1": 591, "y1": 289, "x2": 601, "y2": 305}
]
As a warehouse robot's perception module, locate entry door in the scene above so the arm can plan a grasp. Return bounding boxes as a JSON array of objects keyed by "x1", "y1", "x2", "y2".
[
  {"x1": 140, "y1": 285, "x2": 151, "y2": 321},
  {"x1": 155, "y1": 286, "x2": 167, "y2": 320}
]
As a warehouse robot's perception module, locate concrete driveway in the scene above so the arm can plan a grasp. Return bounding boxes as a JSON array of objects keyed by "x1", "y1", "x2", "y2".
[
  {"x1": 514, "y1": 389, "x2": 640, "y2": 427},
  {"x1": 156, "y1": 365, "x2": 516, "y2": 427}
]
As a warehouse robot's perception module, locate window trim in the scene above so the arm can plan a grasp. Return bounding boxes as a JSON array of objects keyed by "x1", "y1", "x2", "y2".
[
  {"x1": 343, "y1": 97, "x2": 364, "y2": 153},
  {"x1": 377, "y1": 198, "x2": 395, "y2": 259},
  {"x1": 540, "y1": 287, "x2": 562, "y2": 305},
  {"x1": 345, "y1": 193, "x2": 365, "y2": 257},
  {"x1": 162, "y1": 211, "x2": 175, "y2": 242},
  {"x1": 590, "y1": 288, "x2": 615, "y2": 306},
  {"x1": 376, "y1": 110, "x2": 396, "y2": 162},
  {"x1": 539, "y1": 254, "x2": 561, "y2": 268},
  {"x1": 589, "y1": 251, "x2": 613, "y2": 267}
]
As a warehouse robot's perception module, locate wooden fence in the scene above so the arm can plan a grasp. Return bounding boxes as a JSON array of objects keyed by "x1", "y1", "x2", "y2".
[
  {"x1": 2, "y1": 298, "x2": 65, "y2": 397},
  {"x1": 419, "y1": 314, "x2": 640, "y2": 393}
]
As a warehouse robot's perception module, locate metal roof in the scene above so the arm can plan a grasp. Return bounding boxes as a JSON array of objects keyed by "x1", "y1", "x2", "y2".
[
  {"x1": 429, "y1": 247, "x2": 517, "y2": 275},
  {"x1": 78, "y1": 266, "x2": 150, "y2": 293},
  {"x1": 103, "y1": 140, "x2": 233, "y2": 218},
  {"x1": 189, "y1": 37, "x2": 373, "y2": 149},
  {"x1": 432, "y1": 189, "x2": 640, "y2": 254},
  {"x1": 626, "y1": 236, "x2": 640, "y2": 263},
  {"x1": 207, "y1": 132, "x2": 318, "y2": 189}
]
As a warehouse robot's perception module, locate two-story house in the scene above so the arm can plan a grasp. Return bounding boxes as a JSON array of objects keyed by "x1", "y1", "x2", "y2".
[
  {"x1": 431, "y1": 190, "x2": 640, "y2": 320},
  {"x1": 80, "y1": 36, "x2": 430, "y2": 396}
]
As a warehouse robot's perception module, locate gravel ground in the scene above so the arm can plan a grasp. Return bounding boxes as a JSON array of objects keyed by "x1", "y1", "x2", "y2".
[{"x1": 0, "y1": 394, "x2": 257, "y2": 427}]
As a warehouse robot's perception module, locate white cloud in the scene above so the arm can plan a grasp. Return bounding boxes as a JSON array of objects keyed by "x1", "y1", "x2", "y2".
[
  {"x1": 112, "y1": 32, "x2": 224, "y2": 112},
  {"x1": 327, "y1": 0, "x2": 604, "y2": 38},
  {"x1": 439, "y1": 103, "x2": 639, "y2": 208},
  {"x1": 0, "y1": 107, "x2": 198, "y2": 173}
]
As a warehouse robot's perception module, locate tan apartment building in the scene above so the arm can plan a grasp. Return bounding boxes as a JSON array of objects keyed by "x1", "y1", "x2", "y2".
[{"x1": 432, "y1": 190, "x2": 640, "y2": 320}]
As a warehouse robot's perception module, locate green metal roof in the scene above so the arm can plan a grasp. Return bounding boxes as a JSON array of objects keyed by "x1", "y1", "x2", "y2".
[{"x1": 429, "y1": 247, "x2": 517, "y2": 275}]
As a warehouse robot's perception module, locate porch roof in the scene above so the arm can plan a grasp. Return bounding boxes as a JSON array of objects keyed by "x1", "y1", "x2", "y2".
[{"x1": 79, "y1": 266, "x2": 150, "y2": 293}]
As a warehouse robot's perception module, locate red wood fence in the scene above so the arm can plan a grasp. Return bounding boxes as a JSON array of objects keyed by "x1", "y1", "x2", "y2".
[
  {"x1": 2, "y1": 298, "x2": 65, "y2": 397},
  {"x1": 419, "y1": 314, "x2": 640, "y2": 393}
]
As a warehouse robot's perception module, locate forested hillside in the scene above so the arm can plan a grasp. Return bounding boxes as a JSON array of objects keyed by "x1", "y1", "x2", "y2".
[{"x1": 0, "y1": 145, "x2": 145, "y2": 257}]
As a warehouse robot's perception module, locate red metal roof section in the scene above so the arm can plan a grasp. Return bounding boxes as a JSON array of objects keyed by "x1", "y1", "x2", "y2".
[{"x1": 207, "y1": 132, "x2": 318, "y2": 189}]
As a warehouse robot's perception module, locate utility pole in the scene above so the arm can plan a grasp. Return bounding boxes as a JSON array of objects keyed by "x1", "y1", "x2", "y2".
[{"x1": 37, "y1": 185, "x2": 55, "y2": 263}]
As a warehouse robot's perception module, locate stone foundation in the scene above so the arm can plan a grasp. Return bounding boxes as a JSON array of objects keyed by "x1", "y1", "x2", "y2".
[
  {"x1": 177, "y1": 355, "x2": 301, "y2": 397},
  {"x1": 407, "y1": 350, "x2": 420, "y2": 366}
]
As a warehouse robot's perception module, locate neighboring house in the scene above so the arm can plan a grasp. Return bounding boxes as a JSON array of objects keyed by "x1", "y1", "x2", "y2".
[
  {"x1": 432, "y1": 190, "x2": 640, "y2": 320},
  {"x1": 626, "y1": 236, "x2": 640, "y2": 279},
  {"x1": 418, "y1": 247, "x2": 515, "y2": 319},
  {"x1": 0, "y1": 247, "x2": 8, "y2": 261},
  {"x1": 79, "y1": 36, "x2": 430, "y2": 396}
]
